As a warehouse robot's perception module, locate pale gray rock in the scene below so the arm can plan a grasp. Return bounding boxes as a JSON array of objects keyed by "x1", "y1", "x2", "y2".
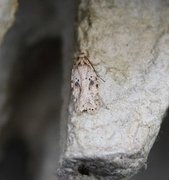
[{"x1": 58, "y1": 0, "x2": 169, "y2": 179}]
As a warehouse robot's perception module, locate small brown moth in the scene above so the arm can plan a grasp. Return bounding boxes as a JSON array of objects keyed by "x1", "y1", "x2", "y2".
[{"x1": 71, "y1": 52, "x2": 100, "y2": 113}]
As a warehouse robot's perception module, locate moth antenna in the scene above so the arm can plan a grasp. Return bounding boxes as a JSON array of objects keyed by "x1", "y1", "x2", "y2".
[
  {"x1": 85, "y1": 56, "x2": 105, "y2": 82},
  {"x1": 97, "y1": 74, "x2": 105, "y2": 82}
]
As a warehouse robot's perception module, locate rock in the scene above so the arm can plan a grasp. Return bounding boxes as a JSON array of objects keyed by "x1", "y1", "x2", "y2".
[{"x1": 58, "y1": 0, "x2": 169, "y2": 179}]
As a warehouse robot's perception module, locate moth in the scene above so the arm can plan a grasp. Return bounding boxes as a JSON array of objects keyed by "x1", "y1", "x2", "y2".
[{"x1": 71, "y1": 52, "x2": 100, "y2": 113}]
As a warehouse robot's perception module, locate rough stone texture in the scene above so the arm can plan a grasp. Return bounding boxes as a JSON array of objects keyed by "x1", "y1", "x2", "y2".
[{"x1": 58, "y1": 0, "x2": 169, "y2": 179}]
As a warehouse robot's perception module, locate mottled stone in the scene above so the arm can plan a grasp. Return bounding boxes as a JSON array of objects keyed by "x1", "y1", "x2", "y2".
[{"x1": 58, "y1": 0, "x2": 169, "y2": 179}]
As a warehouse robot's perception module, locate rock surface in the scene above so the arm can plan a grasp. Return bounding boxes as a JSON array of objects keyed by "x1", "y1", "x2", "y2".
[{"x1": 58, "y1": 0, "x2": 169, "y2": 179}]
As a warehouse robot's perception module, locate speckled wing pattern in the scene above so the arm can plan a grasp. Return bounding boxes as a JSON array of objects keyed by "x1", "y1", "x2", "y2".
[{"x1": 71, "y1": 52, "x2": 100, "y2": 113}]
